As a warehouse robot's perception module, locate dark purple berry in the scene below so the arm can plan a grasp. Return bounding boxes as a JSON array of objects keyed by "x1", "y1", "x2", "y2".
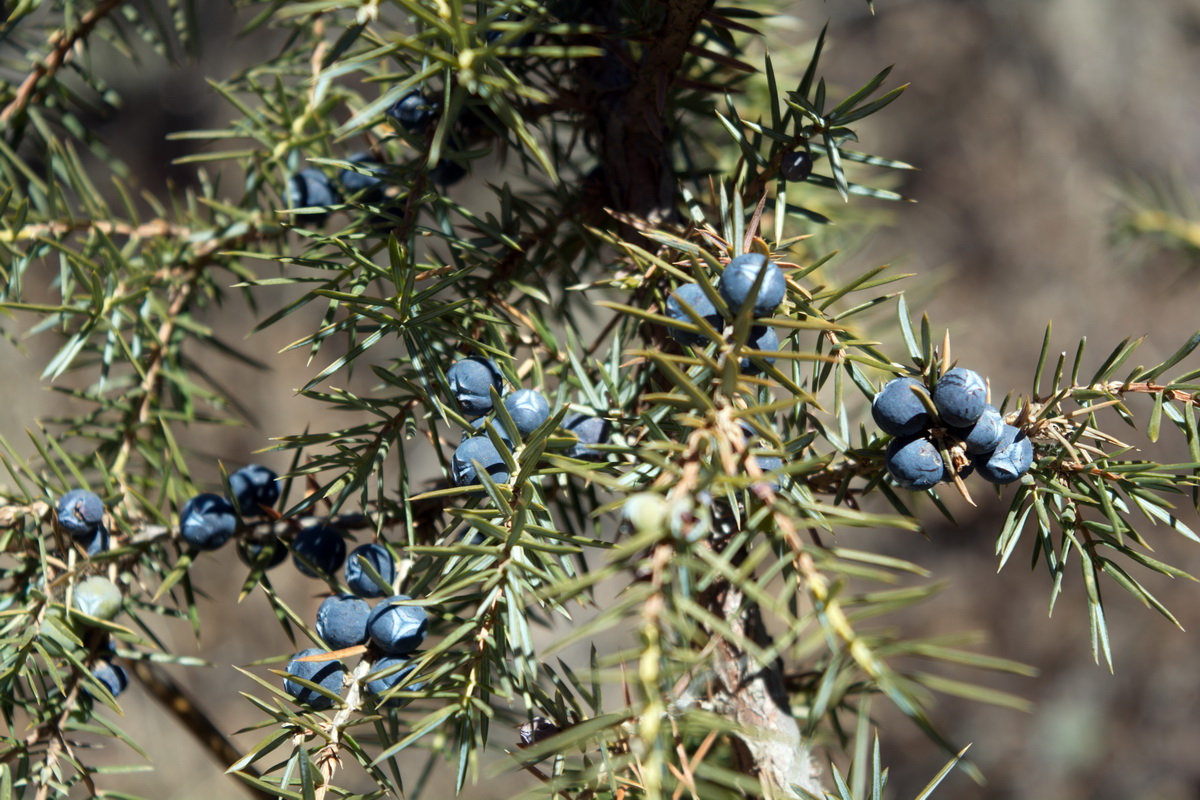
[
  {"x1": 954, "y1": 404, "x2": 1004, "y2": 455},
  {"x1": 504, "y1": 389, "x2": 550, "y2": 437},
  {"x1": 975, "y1": 425, "x2": 1034, "y2": 485},
  {"x1": 447, "y1": 357, "x2": 504, "y2": 417},
  {"x1": 366, "y1": 655, "x2": 424, "y2": 699},
  {"x1": 57, "y1": 489, "x2": 104, "y2": 539},
  {"x1": 738, "y1": 326, "x2": 779, "y2": 374},
  {"x1": 366, "y1": 595, "x2": 429, "y2": 655},
  {"x1": 89, "y1": 661, "x2": 128, "y2": 699},
  {"x1": 229, "y1": 464, "x2": 279, "y2": 517},
  {"x1": 292, "y1": 525, "x2": 347, "y2": 578},
  {"x1": 665, "y1": 283, "x2": 723, "y2": 346},
  {"x1": 284, "y1": 648, "x2": 344, "y2": 709},
  {"x1": 872, "y1": 377, "x2": 931, "y2": 438},
  {"x1": 933, "y1": 368, "x2": 987, "y2": 427},
  {"x1": 564, "y1": 413, "x2": 610, "y2": 460},
  {"x1": 345, "y1": 543, "x2": 396, "y2": 598},
  {"x1": 288, "y1": 169, "x2": 339, "y2": 225},
  {"x1": 315, "y1": 594, "x2": 371, "y2": 650},
  {"x1": 386, "y1": 89, "x2": 439, "y2": 135},
  {"x1": 719, "y1": 253, "x2": 786, "y2": 318},
  {"x1": 452, "y1": 436, "x2": 510, "y2": 486},
  {"x1": 180, "y1": 494, "x2": 238, "y2": 550},
  {"x1": 780, "y1": 147, "x2": 813, "y2": 181},
  {"x1": 238, "y1": 537, "x2": 288, "y2": 570},
  {"x1": 885, "y1": 436, "x2": 944, "y2": 491}
]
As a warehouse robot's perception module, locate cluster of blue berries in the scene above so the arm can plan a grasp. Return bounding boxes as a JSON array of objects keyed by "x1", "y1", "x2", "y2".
[
  {"x1": 284, "y1": 580, "x2": 428, "y2": 709},
  {"x1": 177, "y1": 464, "x2": 280, "y2": 553},
  {"x1": 386, "y1": 88, "x2": 469, "y2": 185},
  {"x1": 874, "y1": 368, "x2": 1035, "y2": 491},
  {"x1": 50, "y1": 489, "x2": 126, "y2": 696},
  {"x1": 664, "y1": 253, "x2": 786, "y2": 375},
  {"x1": 285, "y1": 84, "x2": 471, "y2": 227},
  {"x1": 446, "y1": 356, "x2": 611, "y2": 488}
]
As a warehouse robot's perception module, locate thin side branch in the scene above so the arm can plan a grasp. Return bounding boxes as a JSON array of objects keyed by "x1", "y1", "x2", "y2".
[
  {"x1": 1, "y1": 0, "x2": 129, "y2": 125},
  {"x1": 129, "y1": 660, "x2": 271, "y2": 800}
]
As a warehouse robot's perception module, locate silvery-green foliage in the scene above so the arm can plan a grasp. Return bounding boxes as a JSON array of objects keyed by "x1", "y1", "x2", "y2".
[{"x1": 1, "y1": 2, "x2": 1199, "y2": 800}]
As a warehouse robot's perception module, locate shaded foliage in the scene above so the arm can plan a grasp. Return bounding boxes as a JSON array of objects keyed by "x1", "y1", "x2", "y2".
[{"x1": 2, "y1": 2, "x2": 1199, "y2": 799}]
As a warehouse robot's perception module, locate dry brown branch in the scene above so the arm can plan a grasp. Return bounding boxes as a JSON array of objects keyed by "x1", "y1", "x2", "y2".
[
  {"x1": 1, "y1": 0, "x2": 129, "y2": 125},
  {"x1": 129, "y1": 660, "x2": 271, "y2": 799}
]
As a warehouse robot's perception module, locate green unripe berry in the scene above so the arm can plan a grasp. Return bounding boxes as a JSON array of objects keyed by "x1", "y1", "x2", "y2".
[
  {"x1": 72, "y1": 576, "x2": 122, "y2": 621},
  {"x1": 622, "y1": 492, "x2": 667, "y2": 535}
]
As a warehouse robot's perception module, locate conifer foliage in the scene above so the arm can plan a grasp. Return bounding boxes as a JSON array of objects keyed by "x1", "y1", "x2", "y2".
[{"x1": 3, "y1": 2, "x2": 1200, "y2": 799}]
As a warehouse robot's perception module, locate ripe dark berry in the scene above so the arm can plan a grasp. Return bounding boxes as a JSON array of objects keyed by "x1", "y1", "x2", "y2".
[
  {"x1": 366, "y1": 595, "x2": 429, "y2": 655},
  {"x1": 754, "y1": 454, "x2": 784, "y2": 491},
  {"x1": 871, "y1": 377, "x2": 931, "y2": 437},
  {"x1": 932, "y1": 368, "x2": 987, "y2": 427},
  {"x1": 237, "y1": 537, "x2": 288, "y2": 570},
  {"x1": 365, "y1": 655, "x2": 423, "y2": 699},
  {"x1": 386, "y1": 89, "x2": 439, "y2": 135},
  {"x1": 564, "y1": 413, "x2": 611, "y2": 460},
  {"x1": 288, "y1": 168, "x2": 339, "y2": 225},
  {"x1": 504, "y1": 389, "x2": 550, "y2": 437},
  {"x1": 756, "y1": 454, "x2": 783, "y2": 472},
  {"x1": 665, "y1": 283, "x2": 723, "y2": 346},
  {"x1": 74, "y1": 525, "x2": 109, "y2": 558},
  {"x1": 780, "y1": 147, "x2": 813, "y2": 182},
  {"x1": 57, "y1": 489, "x2": 104, "y2": 539},
  {"x1": 292, "y1": 524, "x2": 347, "y2": 578},
  {"x1": 72, "y1": 576, "x2": 122, "y2": 621},
  {"x1": 975, "y1": 424, "x2": 1034, "y2": 485},
  {"x1": 284, "y1": 648, "x2": 345, "y2": 709},
  {"x1": 719, "y1": 253, "x2": 786, "y2": 318},
  {"x1": 452, "y1": 436, "x2": 510, "y2": 486},
  {"x1": 447, "y1": 357, "x2": 504, "y2": 417},
  {"x1": 345, "y1": 543, "x2": 396, "y2": 598},
  {"x1": 315, "y1": 594, "x2": 371, "y2": 650},
  {"x1": 179, "y1": 494, "x2": 238, "y2": 550},
  {"x1": 518, "y1": 717, "x2": 560, "y2": 747},
  {"x1": 432, "y1": 158, "x2": 468, "y2": 186},
  {"x1": 89, "y1": 661, "x2": 128, "y2": 699},
  {"x1": 338, "y1": 152, "x2": 387, "y2": 198},
  {"x1": 885, "y1": 436, "x2": 944, "y2": 491},
  {"x1": 738, "y1": 326, "x2": 779, "y2": 374},
  {"x1": 229, "y1": 464, "x2": 280, "y2": 517},
  {"x1": 954, "y1": 404, "x2": 1005, "y2": 455}
]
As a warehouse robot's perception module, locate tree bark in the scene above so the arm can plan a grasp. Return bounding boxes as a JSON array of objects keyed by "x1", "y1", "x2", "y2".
[
  {"x1": 708, "y1": 579, "x2": 823, "y2": 797},
  {"x1": 590, "y1": 0, "x2": 715, "y2": 225}
]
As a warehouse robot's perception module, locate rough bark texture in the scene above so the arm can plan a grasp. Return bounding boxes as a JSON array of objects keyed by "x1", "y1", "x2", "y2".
[
  {"x1": 591, "y1": 0, "x2": 715, "y2": 224},
  {"x1": 583, "y1": 4, "x2": 824, "y2": 791},
  {"x1": 708, "y1": 580, "x2": 823, "y2": 797}
]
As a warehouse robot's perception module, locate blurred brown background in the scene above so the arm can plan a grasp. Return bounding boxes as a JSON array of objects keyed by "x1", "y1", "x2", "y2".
[{"x1": 7, "y1": 0, "x2": 1200, "y2": 797}]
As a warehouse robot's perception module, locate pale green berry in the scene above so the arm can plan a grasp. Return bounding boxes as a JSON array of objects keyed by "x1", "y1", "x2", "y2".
[
  {"x1": 623, "y1": 492, "x2": 667, "y2": 535},
  {"x1": 72, "y1": 576, "x2": 122, "y2": 621}
]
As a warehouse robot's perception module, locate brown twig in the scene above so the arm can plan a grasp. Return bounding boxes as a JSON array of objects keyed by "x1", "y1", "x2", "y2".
[
  {"x1": 129, "y1": 660, "x2": 272, "y2": 799},
  {"x1": 1, "y1": 0, "x2": 129, "y2": 125},
  {"x1": 0, "y1": 218, "x2": 191, "y2": 244}
]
